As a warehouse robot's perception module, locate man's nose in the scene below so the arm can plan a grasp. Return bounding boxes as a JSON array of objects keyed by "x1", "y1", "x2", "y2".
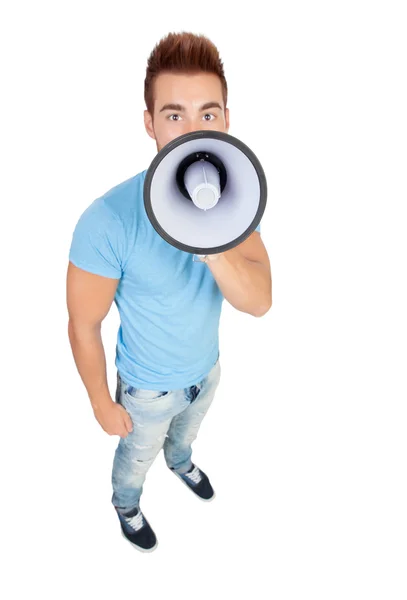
[{"x1": 182, "y1": 121, "x2": 202, "y2": 135}]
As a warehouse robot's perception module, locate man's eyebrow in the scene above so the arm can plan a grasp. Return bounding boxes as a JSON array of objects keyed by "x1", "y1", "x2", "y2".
[
  {"x1": 159, "y1": 102, "x2": 223, "y2": 113},
  {"x1": 160, "y1": 103, "x2": 185, "y2": 112},
  {"x1": 200, "y1": 102, "x2": 223, "y2": 111}
]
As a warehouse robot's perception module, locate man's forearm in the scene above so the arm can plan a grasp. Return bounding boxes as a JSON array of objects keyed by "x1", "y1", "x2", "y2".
[
  {"x1": 205, "y1": 248, "x2": 272, "y2": 317},
  {"x1": 68, "y1": 320, "x2": 113, "y2": 410}
]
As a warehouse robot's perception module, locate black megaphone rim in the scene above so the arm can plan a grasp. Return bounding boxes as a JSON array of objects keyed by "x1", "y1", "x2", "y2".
[{"x1": 143, "y1": 130, "x2": 267, "y2": 255}]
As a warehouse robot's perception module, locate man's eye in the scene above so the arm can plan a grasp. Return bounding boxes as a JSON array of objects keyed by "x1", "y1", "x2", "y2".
[
  {"x1": 169, "y1": 114, "x2": 180, "y2": 121},
  {"x1": 203, "y1": 114, "x2": 215, "y2": 121}
]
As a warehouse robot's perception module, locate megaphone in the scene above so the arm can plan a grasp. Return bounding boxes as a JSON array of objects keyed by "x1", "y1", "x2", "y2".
[{"x1": 144, "y1": 130, "x2": 267, "y2": 257}]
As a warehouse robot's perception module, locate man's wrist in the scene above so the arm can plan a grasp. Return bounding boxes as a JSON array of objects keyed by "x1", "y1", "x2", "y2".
[{"x1": 90, "y1": 391, "x2": 114, "y2": 412}]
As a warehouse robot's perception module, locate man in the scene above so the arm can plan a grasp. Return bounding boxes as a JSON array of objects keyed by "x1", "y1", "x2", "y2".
[{"x1": 67, "y1": 31, "x2": 272, "y2": 553}]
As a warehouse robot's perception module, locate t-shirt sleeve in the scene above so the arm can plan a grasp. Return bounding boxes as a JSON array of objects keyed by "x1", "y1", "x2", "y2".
[{"x1": 69, "y1": 199, "x2": 125, "y2": 279}]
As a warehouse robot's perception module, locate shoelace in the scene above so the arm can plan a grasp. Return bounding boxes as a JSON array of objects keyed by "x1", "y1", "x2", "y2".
[
  {"x1": 125, "y1": 511, "x2": 144, "y2": 531},
  {"x1": 184, "y1": 466, "x2": 202, "y2": 484}
]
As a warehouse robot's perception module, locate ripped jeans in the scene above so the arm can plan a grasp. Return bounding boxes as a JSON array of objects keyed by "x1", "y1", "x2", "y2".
[{"x1": 111, "y1": 359, "x2": 221, "y2": 512}]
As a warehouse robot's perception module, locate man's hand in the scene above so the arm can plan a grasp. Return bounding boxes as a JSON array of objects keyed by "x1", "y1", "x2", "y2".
[
  {"x1": 92, "y1": 400, "x2": 133, "y2": 438},
  {"x1": 202, "y1": 232, "x2": 272, "y2": 317}
]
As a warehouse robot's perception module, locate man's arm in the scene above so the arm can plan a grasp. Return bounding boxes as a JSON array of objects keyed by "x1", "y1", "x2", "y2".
[
  {"x1": 203, "y1": 231, "x2": 272, "y2": 317},
  {"x1": 66, "y1": 261, "x2": 132, "y2": 437}
]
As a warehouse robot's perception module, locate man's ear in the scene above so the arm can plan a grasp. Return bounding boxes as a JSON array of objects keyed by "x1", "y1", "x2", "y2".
[
  {"x1": 144, "y1": 110, "x2": 156, "y2": 140},
  {"x1": 225, "y1": 107, "x2": 230, "y2": 133}
]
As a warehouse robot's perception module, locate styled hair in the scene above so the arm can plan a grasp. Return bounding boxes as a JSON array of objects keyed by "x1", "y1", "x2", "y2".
[{"x1": 144, "y1": 31, "x2": 228, "y2": 115}]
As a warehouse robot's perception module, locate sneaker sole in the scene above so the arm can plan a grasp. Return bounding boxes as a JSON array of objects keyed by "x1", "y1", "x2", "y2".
[
  {"x1": 121, "y1": 529, "x2": 158, "y2": 553},
  {"x1": 172, "y1": 470, "x2": 216, "y2": 502}
]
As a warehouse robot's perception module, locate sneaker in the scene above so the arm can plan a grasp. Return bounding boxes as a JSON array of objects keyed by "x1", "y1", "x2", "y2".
[
  {"x1": 115, "y1": 505, "x2": 158, "y2": 552},
  {"x1": 170, "y1": 463, "x2": 215, "y2": 501}
]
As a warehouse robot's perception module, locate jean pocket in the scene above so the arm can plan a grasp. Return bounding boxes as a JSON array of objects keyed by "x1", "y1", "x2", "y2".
[{"x1": 124, "y1": 386, "x2": 169, "y2": 401}]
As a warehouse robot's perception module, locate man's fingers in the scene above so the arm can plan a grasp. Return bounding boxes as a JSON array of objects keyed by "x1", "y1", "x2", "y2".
[
  {"x1": 124, "y1": 413, "x2": 133, "y2": 433},
  {"x1": 117, "y1": 404, "x2": 133, "y2": 433}
]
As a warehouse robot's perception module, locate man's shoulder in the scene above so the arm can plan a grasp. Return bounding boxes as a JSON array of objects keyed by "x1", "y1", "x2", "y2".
[
  {"x1": 69, "y1": 170, "x2": 148, "y2": 275},
  {"x1": 72, "y1": 169, "x2": 148, "y2": 236},
  {"x1": 100, "y1": 169, "x2": 148, "y2": 219}
]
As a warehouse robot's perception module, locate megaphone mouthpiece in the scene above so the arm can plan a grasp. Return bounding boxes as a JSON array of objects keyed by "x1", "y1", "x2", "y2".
[{"x1": 184, "y1": 160, "x2": 221, "y2": 210}]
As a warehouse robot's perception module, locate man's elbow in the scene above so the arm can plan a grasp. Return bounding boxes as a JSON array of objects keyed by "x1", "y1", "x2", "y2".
[
  {"x1": 251, "y1": 298, "x2": 272, "y2": 318},
  {"x1": 68, "y1": 318, "x2": 102, "y2": 341}
]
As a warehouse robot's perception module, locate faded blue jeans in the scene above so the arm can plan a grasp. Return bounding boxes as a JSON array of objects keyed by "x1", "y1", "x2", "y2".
[{"x1": 111, "y1": 359, "x2": 221, "y2": 512}]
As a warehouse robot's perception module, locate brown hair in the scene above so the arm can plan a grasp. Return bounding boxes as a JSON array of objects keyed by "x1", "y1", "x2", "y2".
[{"x1": 144, "y1": 32, "x2": 228, "y2": 116}]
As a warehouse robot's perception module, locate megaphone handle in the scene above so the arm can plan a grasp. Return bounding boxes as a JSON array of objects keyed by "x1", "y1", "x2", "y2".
[{"x1": 193, "y1": 254, "x2": 207, "y2": 263}]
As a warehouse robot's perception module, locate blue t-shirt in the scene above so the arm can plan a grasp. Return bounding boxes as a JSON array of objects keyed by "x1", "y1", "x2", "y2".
[{"x1": 69, "y1": 169, "x2": 260, "y2": 390}]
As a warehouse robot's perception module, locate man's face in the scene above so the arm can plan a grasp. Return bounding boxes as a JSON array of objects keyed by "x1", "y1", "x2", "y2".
[{"x1": 144, "y1": 72, "x2": 230, "y2": 152}]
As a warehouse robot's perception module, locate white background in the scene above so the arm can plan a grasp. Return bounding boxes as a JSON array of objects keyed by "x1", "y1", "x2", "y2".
[{"x1": 1, "y1": 1, "x2": 406, "y2": 598}]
